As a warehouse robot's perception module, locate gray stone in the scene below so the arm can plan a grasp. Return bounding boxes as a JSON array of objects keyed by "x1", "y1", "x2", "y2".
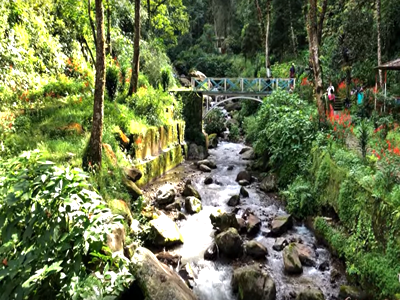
[
  {"x1": 156, "y1": 252, "x2": 182, "y2": 269},
  {"x1": 188, "y1": 143, "x2": 208, "y2": 160},
  {"x1": 237, "y1": 217, "x2": 247, "y2": 233},
  {"x1": 210, "y1": 211, "x2": 239, "y2": 231},
  {"x1": 283, "y1": 243, "x2": 303, "y2": 274},
  {"x1": 204, "y1": 176, "x2": 213, "y2": 185},
  {"x1": 242, "y1": 149, "x2": 255, "y2": 160},
  {"x1": 296, "y1": 288, "x2": 325, "y2": 300},
  {"x1": 227, "y1": 165, "x2": 234, "y2": 171},
  {"x1": 204, "y1": 243, "x2": 218, "y2": 261},
  {"x1": 199, "y1": 164, "x2": 212, "y2": 172},
  {"x1": 271, "y1": 215, "x2": 293, "y2": 236},
  {"x1": 197, "y1": 159, "x2": 217, "y2": 169},
  {"x1": 232, "y1": 264, "x2": 276, "y2": 300},
  {"x1": 272, "y1": 238, "x2": 288, "y2": 251},
  {"x1": 149, "y1": 213, "x2": 184, "y2": 247},
  {"x1": 238, "y1": 180, "x2": 250, "y2": 186},
  {"x1": 155, "y1": 185, "x2": 176, "y2": 205},
  {"x1": 240, "y1": 186, "x2": 249, "y2": 198},
  {"x1": 295, "y1": 243, "x2": 316, "y2": 267},
  {"x1": 132, "y1": 247, "x2": 196, "y2": 300},
  {"x1": 165, "y1": 200, "x2": 181, "y2": 211},
  {"x1": 123, "y1": 179, "x2": 143, "y2": 200},
  {"x1": 260, "y1": 174, "x2": 278, "y2": 192},
  {"x1": 247, "y1": 214, "x2": 261, "y2": 235},
  {"x1": 236, "y1": 170, "x2": 252, "y2": 182},
  {"x1": 182, "y1": 180, "x2": 201, "y2": 199},
  {"x1": 239, "y1": 147, "x2": 252, "y2": 155},
  {"x1": 185, "y1": 197, "x2": 202, "y2": 214},
  {"x1": 215, "y1": 228, "x2": 243, "y2": 258},
  {"x1": 106, "y1": 222, "x2": 125, "y2": 253},
  {"x1": 244, "y1": 240, "x2": 268, "y2": 259},
  {"x1": 227, "y1": 195, "x2": 240, "y2": 207},
  {"x1": 123, "y1": 167, "x2": 143, "y2": 182}
]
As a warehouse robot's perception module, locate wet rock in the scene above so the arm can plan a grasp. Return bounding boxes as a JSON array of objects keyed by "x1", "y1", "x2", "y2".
[
  {"x1": 185, "y1": 197, "x2": 202, "y2": 214},
  {"x1": 244, "y1": 240, "x2": 268, "y2": 259},
  {"x1": 330, "y1": 268, "x2": 341, "y2": 283},
  {"x1": 204, "y1": 243, "x2": 218, "y2": 261},
  {"x1": 242, "y1": 149, "x2": 255, "y2": 160},
  {"x1": 272, "y1": 237, "x2": 288, "y2": 251},
  {"x1": 199, "y1": 164, "x2": 212, "y2": 172},
  {"x1": 131, "y1": 247, "x2": 196, "y2": 300},
  {"x1": 271, "y1": 215, "x2": 293, "y2": 236},
  {"x1": 196, "y1": 159, "x2": 217, "y2": 169},
  {"x1": 294, "y1": 243, "x2": 316, "y2": 267},
  {"x1": 296, "y1": 288, "x2": 325, "y2": 300},
  {"x1": 123, "y1": 167, "x2": 143, "y2": 182},
  {"x1": 204, "y1": 176, "x2": 213, "y2": 185},
  {"x1": 239, "y1": 147, "x2": 252, "y2": 154},
  {"x1": 237, "y1": 217, "x2": 247, "y2": 233},
  {"x1": 260, "y1": 174, "x2": 278, "y2": 192},
  {"x1": 149, "y1": 213, "x2": 184, "y2": 247},
  {"x1": 227, "y1": 165, "x2": 235, "y2": 171},
  {"x1": 227, "y1": 195, "x2": 240, "y2": 207},
  {"x1": 318, "y1": 260, "x2": 329, "y2": 271},
  {"x1": 176, "y1": 212, "x2": 187, "y2": 221},
  {"x1": 182, "y1": 180, "x2": 201, "y2": 199},
  {"x1": 187, "y1": 143, "x2": 208, "y2": 160},
  {"x1": 106, "y1": 222, "x2": 125, "y2": 253},
  {"x1": 208, "y1": 133, "x2": 218, "y2": 149},
  {"x1": 236, "y1": 170, "x2": 252, "y2": 182},
  {"x1": 215, "y1": 228, "x2": 243, "y2": 258},
  {"x1": 165, "y1": 200, "x2": 181, "y2": 211},
  {"x1": 156, "y1": 252, "x2": 182, "y2": 269},
  {"x1": 155, "y1": 185, "x2": 176, "y2": 205},
  {"x1": 179, "y1": 263, "x2": 196, "y2": 289},
  {"x1": 247, "y1": 214, "x2": 261, "y2": 235},
  {"x1": 240, "y1": 186, "x2": 249, "y2": 198},
  {"x1": 339, "y1": 285, "x2": 368, "y2": 300},
  {"x1": 123, "y1": 178, "x2": 143, "y2": 200},
  {"x1": 210, "y1": 211, "x2": 239, "y2": 231},
  {"x1": 232, "y1": 264, "x2": 276, "y2": 300},
  {"x1": 238, "y1": 180, "x2": 250, "y2": 186},
  {"x1": 283, "y1": 243, "x2": 303, "y2": 274}
]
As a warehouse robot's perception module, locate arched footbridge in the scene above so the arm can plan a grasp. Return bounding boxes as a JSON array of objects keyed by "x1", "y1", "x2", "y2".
[{"x1": 190, "y1": 77, "x2": 296, "y2": 118}]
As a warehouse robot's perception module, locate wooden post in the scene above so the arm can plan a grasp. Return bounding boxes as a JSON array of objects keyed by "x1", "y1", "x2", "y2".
[{"x1": 224, "y1": 78, "x2": 227, "y2": 92}]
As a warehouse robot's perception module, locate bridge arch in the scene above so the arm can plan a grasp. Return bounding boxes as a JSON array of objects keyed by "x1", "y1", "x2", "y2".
[{"x1": 203, "y1": 96, "x2": 264, "y2": 119}]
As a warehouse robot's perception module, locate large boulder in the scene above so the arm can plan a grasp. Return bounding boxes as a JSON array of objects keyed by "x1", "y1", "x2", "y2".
[
  {"x1": 185, "y1": 197, "x2": 202, "y2": 214},
  {"x1": 339, "y1": 285, "x2": 368, "y2": 300},
  {"x1": 106, "y1": 222, "x2": 125, "y2": 253},
  {"x1": 132, "y1": 247, "x2": 196, "y2": 300},
  {"x1": 244, "y1": 240, "x2": 268, "y2": 259},
  {"x1": 215, "y1": 228, "x2": 243, "y2": 258},
  {"x1": 210, "y1": 211, "x2": 239, "y2": 231},
  {"x1": 109, "y1": 199, "x2": 140, "y2": 234},
  {"x1": 247, "y1": 214, "x2": 261, "y2": 235},
  {"x1": 155, "y1": 185, "x2": 176, "y2": 205},
  {"x1": 236, "y1": 171, "x2": 252, "y2": 182},
  {"x1": 123, "y1": 167, "x2": 143, "y2": 182},
  {"x1": 242, "y1": 149, "x2": 255, "y2": 160},
  {"x1": 232, "y1": 264, "x2": 276, "y2": 300},
  {"x1": 240, "y1": 186, "x2": 249, "y2": 198},
  {"x1": 182, "y1": 180, "x2": 201, "y2": 199},
  {"x1": 156, "y1": 252, "x2": 182, "y2": 269},
  {"x1": 123, "y1": 178, "x2": 143, "y2": 200},
  {"x1": 296, "y1": 288, "x2": 325, "y2": 300},
  {"x1": 149, "y1": 214, "x2": 184, "y2": 247},
  {"x1": 187, "y1": 143, "x2": 208, "y2": 160},
  {"x1": 283, "y1": 243, "x2": 303, "y2": 274},
  {"x1": 239, "y1": 147, "x2": 252, "y2": 155},
  {"x1": 260, "y1": 174, "x2": 278, "y2": 193},
  {"x1": 204, "y1": 176, "x2": 213, "y2": 185},
  {"x1": 271, "y1": 215, "x2": 293, "y2": 236},
  {"x1": 204, "y1": 243, "x2": 218, "y2": 261},
  {"x1": 295, "y1": 243, "x2": 316, "y2": 267},
  {"x1": 227, "y1": 195, "x2": 240, "y2": 207},
  {"x1": 196, "y1": 159, "x2": 217, "y2": 169}
]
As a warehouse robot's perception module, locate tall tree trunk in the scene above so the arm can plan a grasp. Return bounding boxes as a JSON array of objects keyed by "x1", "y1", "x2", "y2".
[
  {"x1": 317, "y1": 0, "x2": 328, "y2": 46},
  {"x1": 376, "y1": 0, "x2": 382, "y2": 87},
  {"x1": 106, "y1": 0, "x2": 111, "y2": 55},
  {"x1": 307, "y1": 0, "x2": 324, "y2": 115},
  {"x1": 85, "y1": 0, "x2": 106, "y2": 169},
  {"x1": 265, "y1": 0, "x2": 271, "y2": 71},
  {"x1": 288, "y1": 0, "x2": 297, "y2": 56},
  {"x1": 129, "y1": 0, "x2": 141, "y2": 96},
  {"x1": 88, "y1": 0, "x2": 97, "y2": 47}
]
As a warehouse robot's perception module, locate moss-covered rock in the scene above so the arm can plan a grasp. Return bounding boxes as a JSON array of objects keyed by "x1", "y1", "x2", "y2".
[
  {"x1": 228, "y1": 194, "x2": 240, "y2": 207},
  {"x1": 210, "y1": 211, "x2": 239, "y2": 231},
  {"x1": 155, "y1": 185, "x2": 176, "y2": 205},
  {"x1": 295, "y1": 243, "x2": 316, "y2": 267},
  {"x1": 283, "y1": 243, "x2": 303, "y2": 274},
  {"x1": 240, "y1": 186, "x2": 249, "y2": 198},
  {"x1": 271, "y1": 215, "x2": 293, "y2": 236},
  {"x1": 215, "y1": 228, "x2": 243, "y2": 258},
  {"x1": 196, "y1": 159, "x2": 217, "y2": 169},
  {"x1": 208, "y1": 133, "x2": 218, "y2": 149},
  {"x1": 246, "y1": 213, "x2": 261, "y2": 235},
  {"x1": 123, "y1": 178, "x2": 143, "y2": 200},
  {"x1": 244, "y1": 240, "x2": 268, "y2": 259},
  {"x1": 185, "y1": 197, "x2": 202, "y2": 214},
  {"x1": 232, "y1": 264, "x2": 276, "y2": 300},
  {"x1": 149, "y1": 213, "x2": 184, "y2": 247},
  {"x1": 296, "y1": 288, "x2": 325, "y2": 300},
  {"x1": 182, "y1": 180, "x2": 201, "y2": 199},
  {"x1": 339, "y1": 285, "x2": 368, "y2": 300},
  {"x1": 131, "y1": 247, "x2": 196, "y2": 300}
]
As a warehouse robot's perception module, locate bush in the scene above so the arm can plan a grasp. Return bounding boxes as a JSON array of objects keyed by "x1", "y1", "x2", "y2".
[
  {"x1": 229, "y1": 124, "x2": 240, "y2": 142},
  {"x1": 282, "y1": 176, "x2": 316, "y2": 218},
  {"x1": 204, "y1": 109, "x2": 226, "y2": 135},
  {"x1": 0, "y1": 151, "x2": 134, "y2": 299},
  {"x1": 106, "y1": 63, "x2": 120, "y2": 101}
]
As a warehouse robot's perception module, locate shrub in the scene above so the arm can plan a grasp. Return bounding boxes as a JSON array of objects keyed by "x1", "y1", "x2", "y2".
[
  {"x1": 229, "y1": 124, "x2": 240, "y2": 142},
  {"x1": 0, "y1": 151, "x2": 134, "y2": 299},
  {"x1": 204, "y1": 109, "x2": 226, "y2": 135},
  {"x1": 282, "y1": 176, "x2": 316, "y2": 218},
  {"x1": 106, "y1": 63, "x2": 120, "y2": 101}
]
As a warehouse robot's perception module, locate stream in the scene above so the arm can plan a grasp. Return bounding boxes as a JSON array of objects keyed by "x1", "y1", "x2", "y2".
[{"x1": 147, "y1": 141, "x2": 346, "y2": 300}]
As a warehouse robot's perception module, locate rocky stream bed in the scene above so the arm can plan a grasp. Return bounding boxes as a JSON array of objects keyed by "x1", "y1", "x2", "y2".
[{"x1": 136, "y1": 141, "x2": 358, "y2": 300}]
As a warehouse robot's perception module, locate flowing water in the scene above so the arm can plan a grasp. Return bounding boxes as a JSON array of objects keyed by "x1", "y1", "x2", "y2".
[{"x1": 151, "y1": 141, "x2": 346, "y2": 300}]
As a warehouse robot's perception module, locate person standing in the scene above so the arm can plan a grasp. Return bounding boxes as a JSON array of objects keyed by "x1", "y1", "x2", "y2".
[
  {"x1": 267, "y1": 64, "x2": 271, "y2": 78},
  {"x1": 327, "y1": 82, "x2": 335, "y2": 102},
  {"x1": 290, "y1": 63, "x2": 296, "y2": 78}
]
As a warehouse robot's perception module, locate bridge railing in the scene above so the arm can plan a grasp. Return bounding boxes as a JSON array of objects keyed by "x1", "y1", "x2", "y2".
[{"x1": 191, "y1": 77, "x2": 296, "y2": 94}]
